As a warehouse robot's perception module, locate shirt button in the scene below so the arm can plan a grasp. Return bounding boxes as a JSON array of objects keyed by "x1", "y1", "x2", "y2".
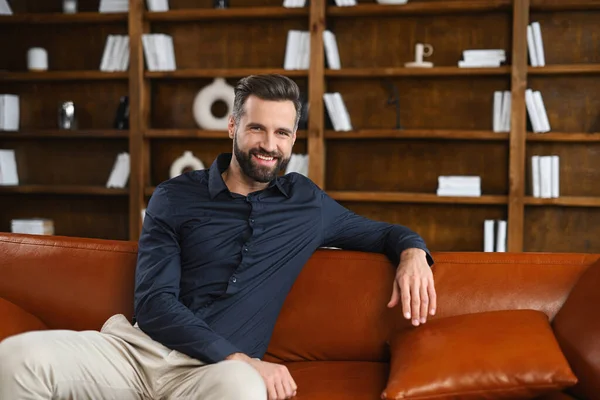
[
  {"x1": 231, "y1": 277, "x2": 237, "y2": 283},
  {"x1": 243, "y1": 247, "x2": 249, "y2": 252},
  {"x1": 250, "y1": 218, "x2": 255, "y2": 224}
]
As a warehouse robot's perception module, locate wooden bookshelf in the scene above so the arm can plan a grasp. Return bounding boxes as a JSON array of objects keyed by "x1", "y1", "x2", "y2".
[{"x1": 1, "y1": 0, "x2": 598, "y2": 253}]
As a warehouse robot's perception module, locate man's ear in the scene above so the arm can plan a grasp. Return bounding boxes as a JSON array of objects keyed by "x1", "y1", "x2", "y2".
[{"x1": 228, "y1": 115, "x2": 235, "y2": 139}]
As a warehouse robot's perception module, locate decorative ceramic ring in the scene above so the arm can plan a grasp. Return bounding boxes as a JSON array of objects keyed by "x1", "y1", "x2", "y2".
[
  {"x1": 192, "y1": 77, "x2": 235, "y2": 130},
  {"x1": 169, "y1": 151, "x2": 205, "y2": 178}
]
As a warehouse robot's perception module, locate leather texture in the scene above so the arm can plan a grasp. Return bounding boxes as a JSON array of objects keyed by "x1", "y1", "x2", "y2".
[
  {"x1": 1, "y1": 233, "x2": 599, "y2": 400},
  {"x1": 382, "y1": 310, "x2": 578, "y2": 400},
  {"x1": 534, "y1": 392, "x2": 577, "y2": 400},
  {"x1": 0, "y1": 297, "x2": 47, "y2": 341},
  {"x1": 0, "y1": 233, "x2": 138, "y2": 331},
  {"x1": 552, "y1": 259, "x2": 600, "y2": 400},
  {"x1": 283, "y1": 361, "x2": 388, "y2": 400}
]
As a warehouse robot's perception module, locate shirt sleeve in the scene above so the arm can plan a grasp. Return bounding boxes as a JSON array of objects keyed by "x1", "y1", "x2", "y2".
[
  {"x1": 319, "y1": 188, "x2": 434, "y2": 267},
  {"x1": 134, "y1": 185, "x2": 242, "y2": 364}
]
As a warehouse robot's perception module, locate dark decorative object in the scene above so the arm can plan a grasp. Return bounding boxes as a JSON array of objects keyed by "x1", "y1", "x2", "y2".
[
  {"x1": 384, "y1": 81, "x2": 402, "y2": 129},
  {"x1": 58, "y1": 101, "x2": 77, "y2": 130},
  {"x1": 113, "y1": 96, "x2": 129, "y2": 130},
  {"x1": 213, "y1": 0, "x2": 228, "y2": 8}
]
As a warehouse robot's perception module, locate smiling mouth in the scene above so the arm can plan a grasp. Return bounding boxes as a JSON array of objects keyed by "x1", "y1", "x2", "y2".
[{"x1": 253, "y1": 153, "x2": 278, "y2": 165}]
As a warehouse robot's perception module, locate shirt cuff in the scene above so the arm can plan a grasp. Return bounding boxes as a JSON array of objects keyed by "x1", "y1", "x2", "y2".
[{"x1": 202, "y1": 337, "x2": 242, "y2": 364}]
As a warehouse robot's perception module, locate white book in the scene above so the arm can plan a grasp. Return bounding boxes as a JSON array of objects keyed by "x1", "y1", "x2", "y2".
[
  {"x1": 495, "y1": 220, "x2": 507, "y2": 252},
  {"x1": 283, "y1": 30, "x2": 302, "y2": 70},
  {"x1": 142, "y1": 35, "x2": 154, "y2": 70},
  {"x1": 551, "y1": 155, "x2": 560, "y2": 198},
  {"x1": 484, "y1": 220, "x2": 495, "y2": 252},
  {"x1": 100, "y1": 35, "x2": 114, "y2": 71},
  {"x1": 501, "y1": 90, "x2": 511, "y2": 132},
  {"x1": 0, "y1": 94, "x2": 19, "y2": 131},
  {"x1": 121, "y1": 36, "x2": 130, "y2": 71},
  {"x1": 463, "y1": 49, "x2": 505, "y2": 58},
  {"x1": 323, "y1": 30, "x2": 341, "y2": 70},
  {"x1": 493, "y1": 91, "x2": 502, "y2": 132},
  {"x1": 167, "y1": 35, "x2": 176, "y2": 70},
  {"x1": 531, "y1": 22, "x2": 545, "y2": 67},
  {"x1": 531, "y1": 155, "x2": 540, "y2": 198},
  {"x1": 539, "y1": 155, "x2": 552, "y2": 198},
  {"x1": 527, "y1": 25, "x2": 539, "y2": 67},
  {"x1": 323, "y1": 93, "x2": 342, "y2": 131},
  {"x1": 0, "y1": 0, "x2": 13, "y2": 14},
  {"x1": 438, "y1": 176, "x2": 481, "y2": 188},
  {"x1": 300, "y1": 31, "x2": 310, "y2": 69},
  {"x1": 106, "y1": 152, "x2": 130, "y2": 188},
  {"x1": 533, "y1": 91, "x2": 550, "y2": 132},
  {"x1": 436, "y1": 188, "x2": 481, "y2": 197},
  {"x1": 0, "y1": 149, "x2": 19, "y2": 185},
  {"x1": 333, "y1": 92, "x2": 352, "y2": 131},
  {"x1": 458, "y1": 60, "x2": 501, "y2": 68},
  {"x1": 525, "y1": 89, "x2": 543, "y2": 133}
]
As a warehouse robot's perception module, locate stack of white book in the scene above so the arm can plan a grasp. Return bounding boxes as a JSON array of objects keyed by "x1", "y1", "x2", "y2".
[
  {"x1": 284, "y1": 30, "x2": 310, "y2": 70},
  {"x1": 459, "y1": 49, "x2": 506, "y2": 68},
  {"x1": 100, "y1": 35, "x2": 129, "y2": 72},
  {"x1": 0, "y1": 0, "x2": 12, "y2": 14},
  {"x1": 282, "y1": 0, "x2": 307, "y2": 7},
  {"x1": 323, "y1": 92, "x2": 352, "y2": 131},
  {"x1": 332, "y1": 0, "x2": 357, "y2": 5},
  {"x1": 142, "y1": 34, "x2": 176, "y2": 71},
  {"x1": 0, "y1": 149, "x2": 18, "y2": 185},
  {"x1": 527, "y1": 22, "x2": 545, "y2": 67},
  {"x1": 484, "y1": 220, "x2": 507, "y2": 252},
  {"x1": 285, "y1": 153, "x2": 309, "y2": 177},
  {"x1": 0, "y1": 94, "x2": 19, "y2": 131},
  {"x1": 531, "y1": 155, "x2": 559, "y2": 198},
  {"x1": 146, "y1": 0, "x2": 169, "y2": 11},
  {"x1": 106, "y1": 152, "x2": 130, "y2": 188},
  {"x1": 99, "y1": 0, "x2": 128, "y2": 12},
  {"x1": 323, "y1": 30, "x2": 341, "y2": 70},
  {"x1": 525, "y1": 88, "x2": 550, "y2": 133},
  {"x1": 11, "y1": 219, "x2": 55, "y2": 235},
  {"x1": 437, "y1": 176, "x2": 481, "y2": 197},
  {"x1": 492, "y1": 90, "x2": 511, "y2": 132}
]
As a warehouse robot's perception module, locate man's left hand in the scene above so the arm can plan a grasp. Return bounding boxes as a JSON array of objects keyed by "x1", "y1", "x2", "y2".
[{"x1": 387, "y1": 248, "x2": 436, "y2": 326}]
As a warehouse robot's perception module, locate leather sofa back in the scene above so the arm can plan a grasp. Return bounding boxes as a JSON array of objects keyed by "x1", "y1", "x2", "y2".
[
  {"x1": 0, "y1": 233, "x2": 137, "y2": 331},
  {"x1": 264, "y1": 250, "x2": 596, "y2": 363}
]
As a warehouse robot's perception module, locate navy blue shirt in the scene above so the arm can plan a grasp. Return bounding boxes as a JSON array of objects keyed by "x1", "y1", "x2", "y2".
[{"x1": 134, "y1": 153, "x2": 433, "y2": 364}]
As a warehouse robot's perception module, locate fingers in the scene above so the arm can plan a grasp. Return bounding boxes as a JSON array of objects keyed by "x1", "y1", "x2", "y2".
[
  {"x1": 400, "y1": 275, "x2": 411, "y2": 320},
  {"x1": 419, "y1": 278, "x2": 429, "y2": 324},
  {"x1": 387, "y1": 279, "x2": 400, "y2": 308},
  {"x1": 410, "y1": 278, "x2": 421, "y2": 326},
  {"x1": 428, "y1": 274, "x2": 437, "y2": 316}
]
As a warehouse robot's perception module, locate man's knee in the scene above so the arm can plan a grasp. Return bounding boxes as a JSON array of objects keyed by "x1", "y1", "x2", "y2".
[
  {"x1": 0, "y1": 332, "x2": 54, "y2": 393},
  {"x1": 211, "y1": 360, "x2": 267, "y2": 400}
]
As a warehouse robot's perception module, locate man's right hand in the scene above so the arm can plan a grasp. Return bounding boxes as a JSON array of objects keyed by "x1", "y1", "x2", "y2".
[{"x1": 226, "y1": 353, "x2": 297, "y2": 399}]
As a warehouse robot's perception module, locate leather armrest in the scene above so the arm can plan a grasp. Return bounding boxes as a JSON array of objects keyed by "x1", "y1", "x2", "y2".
[{"x1": 0, "y1": 297, "x2": 48, "y2": 342}]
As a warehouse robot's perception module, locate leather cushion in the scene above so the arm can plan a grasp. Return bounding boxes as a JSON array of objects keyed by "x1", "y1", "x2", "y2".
[
  {"x1": 382, "y1": 310, "x2": 577, "y2": 399},
  {"x1": 552, "y1": 258, "x2": 600, "y2": 400},
  {"x1": 0, "y1": 297, "x2": 47, "y2": 342},
  {"x1": 283, "y1": 361, "x2": 388, "y2": 399}
]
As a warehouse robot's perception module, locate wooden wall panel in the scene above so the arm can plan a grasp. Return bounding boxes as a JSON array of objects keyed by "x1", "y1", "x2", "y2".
[
  {"x1": 325, "y1": 77, "x2": 511, "y2": 130},
  {"x1": 339, "y1": 202, "x2": 507, "y2": 252},
  {"x1": 326, "y1": 139, "x2": 509, "y2": 193},
  {"x1": 524, "y1": 207, "x2": 600, "y2": 253}
]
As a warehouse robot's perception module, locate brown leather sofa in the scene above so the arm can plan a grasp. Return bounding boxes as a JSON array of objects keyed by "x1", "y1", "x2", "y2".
[{"x1": 1, "y1": 232, "x2": 598, "y2": 400}]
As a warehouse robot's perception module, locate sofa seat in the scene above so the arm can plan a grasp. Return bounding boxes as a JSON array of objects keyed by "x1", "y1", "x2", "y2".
[
  {"x1": 283, "y1": 361, "x2": 388, "y2": 399},
  {"x1": 536, "y1": 392, "x2": 577, "y2": 400}
]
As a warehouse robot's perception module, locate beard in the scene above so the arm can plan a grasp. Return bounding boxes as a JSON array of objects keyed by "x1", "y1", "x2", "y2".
[{"x1": 233, "y1": 133, "x2": 290, "y2": 183}]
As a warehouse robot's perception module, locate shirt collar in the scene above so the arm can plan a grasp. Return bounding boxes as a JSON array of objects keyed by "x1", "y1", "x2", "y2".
[{"x1": 208, "y1": 153, "x2": 289, "y2": 199}]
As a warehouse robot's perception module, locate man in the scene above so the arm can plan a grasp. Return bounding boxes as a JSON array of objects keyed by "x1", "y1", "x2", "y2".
[{"x1": 0, "y1": 74, "x2": 435, "y2": 400}]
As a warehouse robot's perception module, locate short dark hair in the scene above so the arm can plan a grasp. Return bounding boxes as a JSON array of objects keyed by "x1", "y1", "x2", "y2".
[{"x1": 232, "y1": 74, "x2": 302, "y2": 130}]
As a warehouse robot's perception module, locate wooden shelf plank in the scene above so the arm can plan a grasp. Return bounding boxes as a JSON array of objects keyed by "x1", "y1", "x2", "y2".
[
  {"x1": 0, "y1": 185, "x2": 129, "y2": 196},
  {"x1": 146, "y1": 129, "x2": 308, "y2": 139},
  {"x1": 526, "y1": 132, "x2": 600, "y2": 142},
  {"x1": 0, "y1": 71, "x2": 128, "y2": 82},
  {"x1": 530, "y1": 0, "x2": 600, "y2": 11},
  {"x1": 0, "y1": 12, "x2": 127, "y2": 24},
  {"x1": 0, "y1": 130, "x2": 128, "y2": 139},
  {"x1": 325, "y1": 129, "x2": 509, "y2": 141},
  {"x1": 325, "y1": 66, "x2": 511, "y2": 78},
  {"x1": 145, "y1": 7, "x2": 308, "y2": 21},
  {"x1": 524, "y1": 196, "x2": 600, "y2": 207},
  {"x1": 145, "y1": 68, "x2": 308, "y2": 79},
  {"x1": 528, "y1": 64, "x2": 600, "y2": 75},
  {"x1": 327, "y1": 0, "x2": 512, "y2": 16},
  {"x1": 328, "y1": 191, "x2": 508, "y2": 205}
]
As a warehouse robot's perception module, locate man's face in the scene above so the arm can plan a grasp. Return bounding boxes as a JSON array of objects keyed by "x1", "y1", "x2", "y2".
[{"x1": 229, "y1": 95, "x2": 297, "y2": 183}]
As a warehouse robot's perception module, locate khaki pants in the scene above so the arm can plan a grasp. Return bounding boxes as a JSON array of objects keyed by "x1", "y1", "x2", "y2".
[{"x1": 0, "y1": 314, "x2": 267, "y2": 399}]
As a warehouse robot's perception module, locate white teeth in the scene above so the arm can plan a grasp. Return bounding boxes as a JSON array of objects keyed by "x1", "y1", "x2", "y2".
[{"x1": 256, "y1": 154, "x2": 274, "y2": 161}]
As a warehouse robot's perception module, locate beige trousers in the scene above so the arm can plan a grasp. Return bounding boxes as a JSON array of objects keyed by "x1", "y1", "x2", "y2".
[{"x1": 0, "y1": 314, "x2": 267, "y2": 400}]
